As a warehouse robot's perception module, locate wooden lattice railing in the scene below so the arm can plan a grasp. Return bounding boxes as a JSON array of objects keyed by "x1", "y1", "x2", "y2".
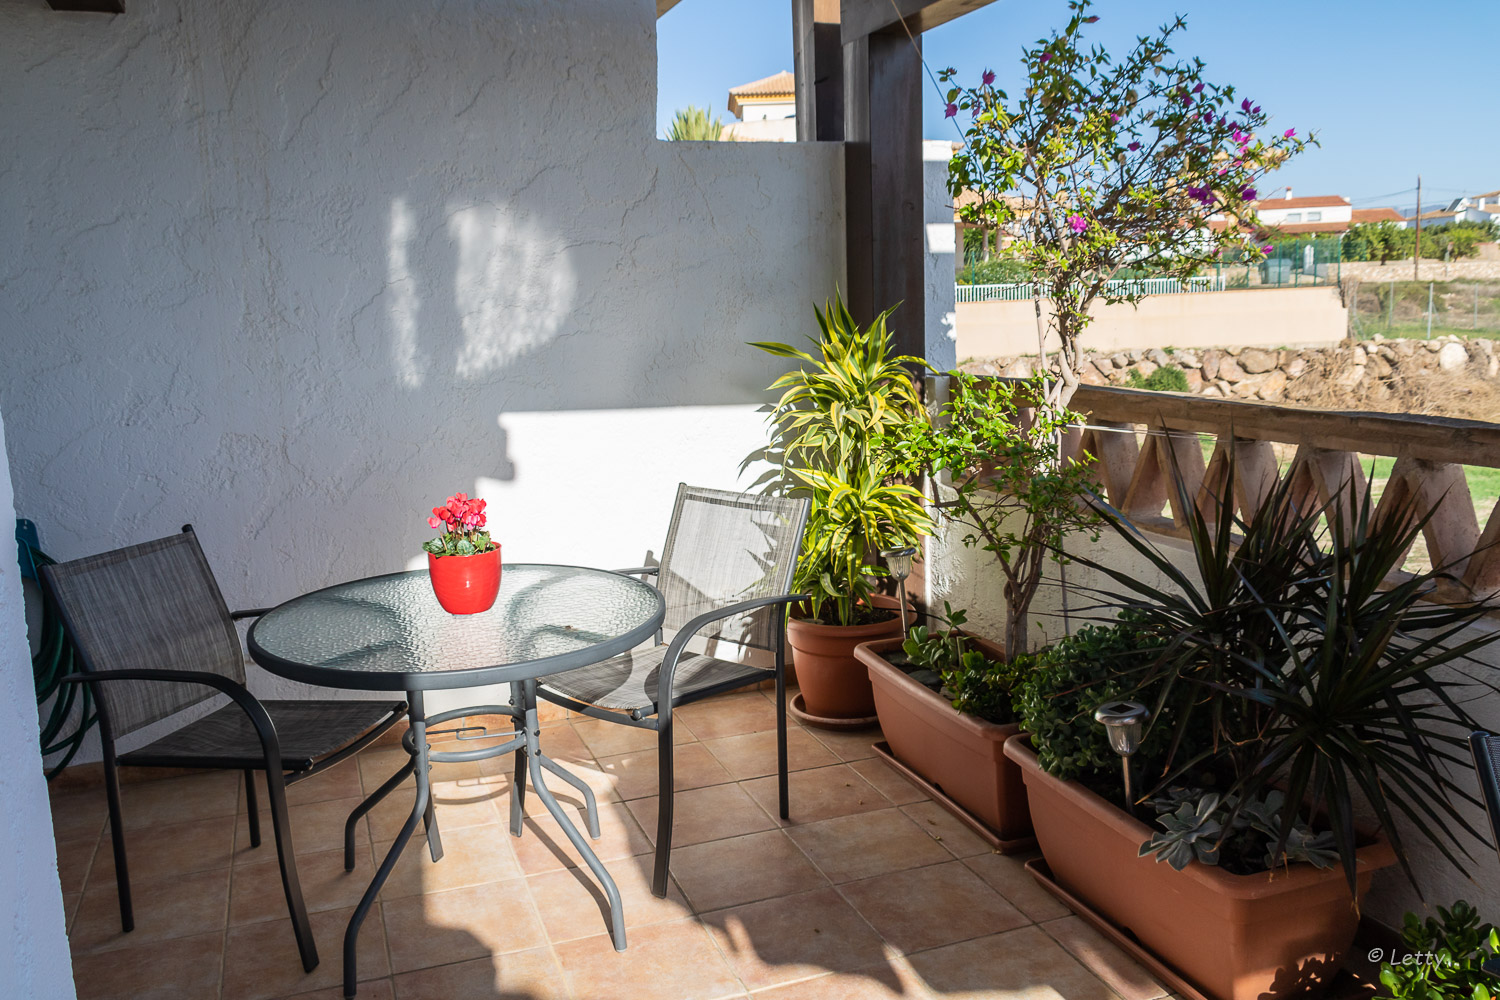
[{"x1": 989, "y1": 382, "x2": 1500, "y2": 601}]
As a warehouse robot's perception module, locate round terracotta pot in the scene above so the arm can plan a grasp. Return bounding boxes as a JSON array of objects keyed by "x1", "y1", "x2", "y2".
[
  {"x1": 427, "y1": 547, "x2": 501, "y2": 615},
  {"x1": 787, "y1": 595, "x2": 903, "y2": 719}
]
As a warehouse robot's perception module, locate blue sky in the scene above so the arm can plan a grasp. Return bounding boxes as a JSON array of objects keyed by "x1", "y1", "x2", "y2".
[{"x1": 657, "y1": 0, "x2": 1500, "y2": 211}]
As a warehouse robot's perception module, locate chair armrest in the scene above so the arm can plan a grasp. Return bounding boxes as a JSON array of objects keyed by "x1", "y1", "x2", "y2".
[
  {"x1": 655, "y1": 594, "x2": 808, "y2": 709},
  {"x1": 59, "y1": 670, "x2": 284, "y2": 770},
  {"x1": 231, "y1": 608, "x2": 272, "y2": 621},
  {"x1": 611, "y1": 566, "x2": 660, "y2": 579}
]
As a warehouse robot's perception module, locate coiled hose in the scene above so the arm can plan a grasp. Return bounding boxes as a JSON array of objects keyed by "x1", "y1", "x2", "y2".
[{"x1": 17, "y1": 520, "x2": 96, "y2": 779}]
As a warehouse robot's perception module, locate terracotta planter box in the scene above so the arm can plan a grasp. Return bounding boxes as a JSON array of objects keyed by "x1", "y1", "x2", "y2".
[
  {"x1": 787, "y1": 596, "x2": 903, "y2": 719},
  {"x1": 1005, "y1": 739, "x2": 1395, "y2": 1000},
  {"x1": 857, "y1": 635, "x2": 1033, "y2": 844}
]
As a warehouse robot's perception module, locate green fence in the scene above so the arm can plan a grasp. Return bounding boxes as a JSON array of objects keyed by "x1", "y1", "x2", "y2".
[{"x1": 958, "y1": 236, "x2": 1343, "y2": 289}]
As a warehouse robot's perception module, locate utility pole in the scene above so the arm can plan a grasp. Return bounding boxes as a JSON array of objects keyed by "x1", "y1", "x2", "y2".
[{"x1": 1414, "y1": 174, "x2": 1422, "y2": 281}]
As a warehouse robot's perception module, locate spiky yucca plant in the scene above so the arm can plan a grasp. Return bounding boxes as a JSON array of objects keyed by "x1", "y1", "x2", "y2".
[{"x1": 665, "y1": 105, "x2": 727, "y2": 141}]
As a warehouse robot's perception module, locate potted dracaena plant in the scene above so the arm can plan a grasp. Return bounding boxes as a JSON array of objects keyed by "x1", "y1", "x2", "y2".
[
  {"x1": 748, "y1": 293, "x2": 933, "y2": 723},
  {"x1": 1004, "y1": 450, "x2": 1500, "y2": 1000},
  {"x1": 851, "y1": 372, "x2": 1100, "y2": 845},
  {"x1": 423, "y1": 492, "x2": 500, "y2": 614}
]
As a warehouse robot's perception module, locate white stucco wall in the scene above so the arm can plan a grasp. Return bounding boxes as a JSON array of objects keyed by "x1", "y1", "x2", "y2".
[
  {"x1": 928, "y1": 499, "x2": 1500, "y2": 930},
  {"x1": 923, "y1": 140, "x2": 958, "y2": 373},
  {"x1": 0, "y1": 406, "x2": 77, "y2": 1000},
  {"x1": 0, "y1": 0, "x2": 844, "y2": 744}
]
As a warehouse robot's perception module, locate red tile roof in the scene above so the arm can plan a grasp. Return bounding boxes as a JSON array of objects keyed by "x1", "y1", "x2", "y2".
[
  {"x1": 1254, "y1": 195, "x2": 1351, "y2": 210},
  {"x1": 1351, "y1": 207, "x2": 1404, "y2": 224}
]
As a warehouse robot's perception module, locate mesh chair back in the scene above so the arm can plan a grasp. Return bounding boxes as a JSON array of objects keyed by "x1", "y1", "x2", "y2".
[
  {"x1": 656, "y1": 484, "x2": 809, "y2": 652},
  {"x1": 1472, "y1": 731, "x2": 1500, "y2": 866},
  {"x1": 41, "y1": 529, "x2": 245, "y2": 739}
]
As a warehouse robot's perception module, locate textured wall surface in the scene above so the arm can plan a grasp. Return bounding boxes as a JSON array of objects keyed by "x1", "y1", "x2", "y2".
[
  {"x1": 0, "y1": 1, "x2": 845, "y2": 728},
  {"x1": 0, "y1": 407, "x2": 77, "y2": 1000},
  {"x1": 927, "y1": 500, "x2": 1500, "y2": 929}
]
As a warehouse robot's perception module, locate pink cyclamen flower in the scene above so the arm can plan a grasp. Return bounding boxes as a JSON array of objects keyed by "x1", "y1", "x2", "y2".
[
  {"x1": 1283, "y1": 128, "x2": 1296, "y2": 138},
  {"x1": 428, "y1": 516, "x2": 442, "y2": 529},
  {"x1": 982, "y1": 69, "x2": 996, "y2": 85},
  {"x1": 1067, "y1": 215, "x2": 1088, "y2": 234}
]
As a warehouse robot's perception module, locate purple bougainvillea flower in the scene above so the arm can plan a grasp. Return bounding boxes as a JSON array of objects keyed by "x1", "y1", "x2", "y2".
[
  {"x1": 1192, "y1": 82, "x2": 1205, "y2": 94},
  {"x1": 1218, "y1": 167, "x2": 1229, "y2": 176},
  {"x1": 1068, "y1": 214, "x2": 1088, "y2": 234},
  {"x1": 1241, "y1": 187, "x2": 1257, "y2": 201},
  {"x1": 982, "y1": 69, "x2": 996, "y2": 86},
  {"x1": 1128, "y1": 141, "x2": 1141, "y2": 151},
  {"x1": 945, "y1": 103, "x2": 958, "y2": 118},
  {"x1": 1182, "y1": 95, "x2": 1193, "y2": 107},
  {"x1": 1283, "y1": 128, "x2": 1296, "y2": 138},
  {"x1": 1241, "y1": 98, "x2": 1252, "y2": 112},
  {"x1": 1110, "y1": 112, "x2": 1121, "y2": 123},
  {"x1": 1252, "y1": 105, "x2": 1261, "y2": 113},
  {"x1": 1084, "y1": 15, "x2": 1099, "y2": 22},
  {"x1": 1261, "y1": 244, "x2": 1273, "y2": 254},
  {"x1": 1039, "y1": 52, "x2": 1052, "y2": 64}
]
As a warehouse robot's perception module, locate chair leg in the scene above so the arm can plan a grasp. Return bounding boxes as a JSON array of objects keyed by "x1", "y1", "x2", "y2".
[
  {"x1": 651, "y1": 716, "x2": 675, "y2": 899},
  {"x1": 776, "y1": 653, "x2": 790, "y2": 822},
  {"x1": 244, "y1": 769, "x2": 261, "y2": 849},
  {"x1": 262, "y1": 767, "x2": 318, "y2": 972},
  {"x1": 101, "y1": 737, "x2": 133, "y2": 933}
]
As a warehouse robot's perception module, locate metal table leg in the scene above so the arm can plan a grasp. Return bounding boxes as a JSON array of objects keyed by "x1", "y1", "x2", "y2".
[
  {"x1": 342, "y1": 689, "x2": 432, "y2": 1000},
  {"x1": 517, "y1": 678, "x2": 625, "y2": 950}
]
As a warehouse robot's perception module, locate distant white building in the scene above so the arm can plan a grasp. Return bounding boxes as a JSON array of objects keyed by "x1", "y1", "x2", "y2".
[
  {"x1": 722, "y1": 71, "x2": 797, "y2": 142},
  {"x1": 1251, "y1": 191, "x2": 1353, "y2": 233}
]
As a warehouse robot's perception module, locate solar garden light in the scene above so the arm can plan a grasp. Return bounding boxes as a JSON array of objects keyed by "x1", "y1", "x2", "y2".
[
  {"x1": 879, "y1": 546, "x2": 918, "y2": 632},
  {"x1": 1094, "y1": 700, "x2": 1150, "y2": 814}
]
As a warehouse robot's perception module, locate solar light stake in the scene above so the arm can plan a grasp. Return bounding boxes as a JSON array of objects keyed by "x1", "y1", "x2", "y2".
[
  {"x1": 1094, "y1": 700, "x2": 1150, "y2": 814},
  {"x1": 878, "y1": 546, "x2": 917, "y2": 632}
]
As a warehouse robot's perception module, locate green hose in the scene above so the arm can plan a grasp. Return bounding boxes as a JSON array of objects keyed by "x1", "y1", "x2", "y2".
[{"x1": 17, "y1": 521, "x2": 96, "y2": 780}]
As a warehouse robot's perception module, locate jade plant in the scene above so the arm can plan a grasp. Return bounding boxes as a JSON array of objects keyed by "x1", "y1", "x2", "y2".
[
  {"x1": 750, "y1": 295, "x2": 933, "y2": 626},
  {"x1": 1379, "y1": 902, "x2": 1500, "y2": 1000}
]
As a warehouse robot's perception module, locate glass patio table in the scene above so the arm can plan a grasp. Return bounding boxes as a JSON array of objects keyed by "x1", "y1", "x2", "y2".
[{"x1": 247, "y1": 563, "x2": 665, "y2": 999}]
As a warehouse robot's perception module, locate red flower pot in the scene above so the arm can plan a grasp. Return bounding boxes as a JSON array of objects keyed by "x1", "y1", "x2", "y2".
[{"x1": 427, "y1": 547, "x2": 501, "y2": 614}]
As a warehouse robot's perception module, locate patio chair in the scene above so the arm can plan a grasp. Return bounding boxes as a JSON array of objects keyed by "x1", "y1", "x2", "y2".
[
  {"x1": 1472, "y1": 731, "x2": 1500, "y2": 866},
  {"x1": 536, "y1": 484, "x2": 809, "y2": 897},
  {"x1": 41, "y1": 526, "x2": 407, "y2": 973}
]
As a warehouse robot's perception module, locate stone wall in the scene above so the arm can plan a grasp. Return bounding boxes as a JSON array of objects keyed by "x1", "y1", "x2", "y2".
[
  {"x1": 1341, "y1": 259, "x2": 1500, "y2": 282},
  {"x1": 965, "y1": 335, "x2": 1500, "y2": 405}
]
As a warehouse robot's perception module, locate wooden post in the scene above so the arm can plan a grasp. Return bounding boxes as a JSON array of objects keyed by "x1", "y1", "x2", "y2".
[{"x1": 793, "y1": 0, "x2": 844, "y2": 142}]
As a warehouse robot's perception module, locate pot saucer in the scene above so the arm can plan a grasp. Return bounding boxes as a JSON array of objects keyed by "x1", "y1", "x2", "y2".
[{"x1": 788, "y1": 691, "x2": 880, "y2": 730}]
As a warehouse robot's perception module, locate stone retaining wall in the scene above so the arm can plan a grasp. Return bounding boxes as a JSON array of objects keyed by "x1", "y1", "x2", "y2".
[
  {"x1": 963, "y1": 335, "x2": 1500, "y2": 404},
  {"x1": 1340, "y1": 260, "x2": 1500, "y2": 282}
]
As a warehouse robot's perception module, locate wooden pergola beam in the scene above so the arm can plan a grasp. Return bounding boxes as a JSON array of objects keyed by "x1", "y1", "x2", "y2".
[
  {"x1": 840, "y1": 0, "x2": 997, "y2": 44},
  {"x1": 657, "y1": 0, "x2": 681, "y2": 17}
]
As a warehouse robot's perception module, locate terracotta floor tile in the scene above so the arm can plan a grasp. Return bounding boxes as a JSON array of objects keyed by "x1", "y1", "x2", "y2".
[
  {"x1": 742, "y1": 763, "x2": 889, "y2": 826},
  {"x1": 553, "y1": 917, "x2": 742, "y2": 1000},
  {"x1": 93, "y1": 814, "x2": 236, "y2": 883},
  {"x1": 55, "y1": 832, "x2": 100, "y2": 894},
  {"x1": 285, "y1": 761, "x2": 366, "y2": 806},
  {"x1": 229, "y1": 843, "x2": 378, "y2": 925},
  {"x1": 391, "y1": 947, "x2": 569, "y2": 1000},
  {"x1": 702, "y1": 728, "x2": 836, "y2": 782},
  {"x1": 905, "y1": 924, "x2": 1122, "y2": 1000},
  {"x1": 963, "y1": 851, "x2": 1070, "y2": 922},
  {"x1": 363, "y1": 776, "x2": 505, "y2": 842},
  {"x1": 674, "y1": 691, "x2": 780, "y2": 740},
  {"x1": 474, "y1": 723, "x2": 596, "y2": 776},
  {"x1": 375, "y1": 823, "x2": 522, "y2": 898},
  {"x1": 594, "y1": 742, "x2": 733, "y2": 801},
  {"x1": 221, "y1": 903, "x2": 389, "y2": 1000},
  {"x1": 840, "y1": 859, "x2": 1029, "y2": 953},
  {"x1": 509, "y1": 798, "x2": 652, "y2": 875},
  {"x1": 900, "y1": 800, "x2": 993, "y2": 858},
  {"x1": 49, "y1": 790, "x2": 109, "y2": 844},
  {"x1": 626, "y1": 782, "x2": 776, "y2": 847},
  {"x1": 803, "y1": 724, "x2": 882, "y2": 762},
  {"x1": 670, "y1": 830, "x2": 825, "y2": 913},
  {"x1": 285, "y1": 978, "x2": 395, "y2": 1000},
  {"x1": 233, "y1": 795, "x2": 371, "y2": 861},
  {"x1": 69, "y1": 928, "x2": 224, "y2": 1000},
  {"x1": 751, "y1": 957, "x2": 935, "y2": 1000},
  {"x1": 114, "y1": 771, "x2": 241, "y2": 830},
  {"x1": 527, "y1": 852, "x2": 692, "y2": 943},
  {"x1": 69, "y1": 867, "x2": 230, "y2": 954},
  {"x1": 784, "y1": 808, "x2": 951, "y2": 883},
  {"x1": 848, "y1": 756, "x2": 929, "y2": 806},
  {"x1": 572, "y1": 716, "x2": 695, "y2": 758},
  {"x1": 1043, "y1": 915, "x2": 1170, "y2": 1000},
  {"x1": 358, "y1": 746, "x2": 483, "y2": 789},
  {"x1": 382, "y1": 877, "x2": 547, "y2": 973},
  {"x1": 701, "y1": 887, "x2": 888, "y2": 990}
]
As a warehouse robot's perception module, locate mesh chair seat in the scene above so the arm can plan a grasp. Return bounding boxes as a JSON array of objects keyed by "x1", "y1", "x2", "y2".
[
  {"x1": 1471, "y1": 731, "x2": 1500, "y2": 867},
  {"x1": 540, "y1": 644, "x2": 771, "y2": 713},
  {"x1": 117, "y1": 699, "x2": 405, "y2": 772}
]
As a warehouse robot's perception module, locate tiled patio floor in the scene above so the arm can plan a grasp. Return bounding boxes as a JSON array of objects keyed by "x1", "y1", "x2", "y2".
[{"x1": 48, "y1": 686, "x2": 1170, "y2": 1000}]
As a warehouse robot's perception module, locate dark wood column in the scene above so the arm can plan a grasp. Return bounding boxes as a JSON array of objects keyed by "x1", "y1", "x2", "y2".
[{"x1": 793, "y1": 0, "x2": 844, "y2": 142}]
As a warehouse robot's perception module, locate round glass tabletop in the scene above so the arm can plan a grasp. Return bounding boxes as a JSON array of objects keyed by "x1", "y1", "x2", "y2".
[{"x1": 247, "y1": 564, "x2": 665, "y2": 691}]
